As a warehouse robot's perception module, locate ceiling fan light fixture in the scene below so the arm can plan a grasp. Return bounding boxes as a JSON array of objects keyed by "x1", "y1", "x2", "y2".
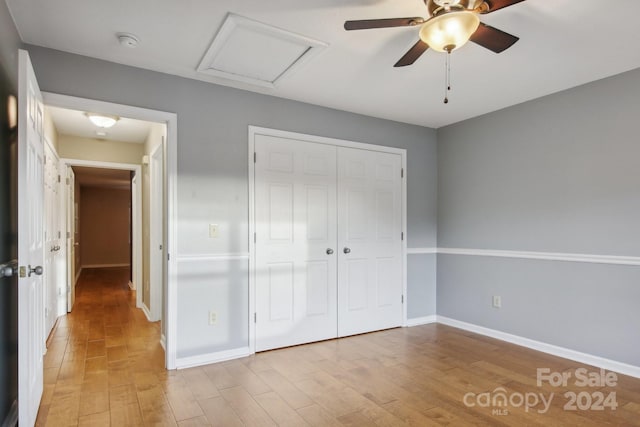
[
  {"x1": 85, "y1": 112, "x2": 120, "y2": 128},
  {"x1": 419, "y1": 11, "x2": 480, "y2": 52}
]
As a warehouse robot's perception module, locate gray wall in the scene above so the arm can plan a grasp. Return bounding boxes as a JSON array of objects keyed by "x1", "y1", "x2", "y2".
[
  {"x1": 25, "y1": 45, "x2": 438, "y2": 358},
  {"x1": 0, "y1": 0, "x2": 21, "y2": 422},
  {"x1": 437, "y1": 68, "x2": 640, "y2": 366}
]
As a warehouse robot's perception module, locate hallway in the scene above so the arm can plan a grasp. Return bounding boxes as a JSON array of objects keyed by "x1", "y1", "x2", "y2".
[{"x1": 37, "y1": 267, "x2": 166, "y2": 425}]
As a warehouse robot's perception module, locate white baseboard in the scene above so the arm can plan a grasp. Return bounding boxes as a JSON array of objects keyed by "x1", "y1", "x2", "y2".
[
  {"x1": 82, "y1": 263, "x2": 131, "y2": 269},
  {"x1": 140, "y1": 303, "x2": 152, "y2": 322},
  {"x1": 160, "y1": 334, "x2": 166, "y2": 351},
  {"x1": 405, "y1": 315, "x2": 437, "y2": 327},
  {"x1": 436, "y1": 316, "x2": 640, "y2": 379},
  {"x1": 176, "y1": 347, "x2": 252, "y2": 369},
  {"x1": 128, "y1": 281, "x2": 135, "y2": 290}
]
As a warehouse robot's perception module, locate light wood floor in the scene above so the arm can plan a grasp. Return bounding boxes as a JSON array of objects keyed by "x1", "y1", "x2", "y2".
[{"x1": 37, "y1": 267, "x2": 640, "y2": 426}]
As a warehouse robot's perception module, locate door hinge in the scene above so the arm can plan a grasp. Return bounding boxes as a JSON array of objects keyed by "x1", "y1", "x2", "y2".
[
  {"x1": 253, "y1": 152, "x2": 257, "y2": 163},
  {"x1": 254, "y1": 312, "x2": 257, "y2": 323},
  {"x1": 58, "y1": 231, "x2": 61, "y2": 238},
  {"x1": 401, "y1": 168, "x2": 404, "y2": 178},
  {"x1": 167, "y1": 253, "x2": 170, "y2": 261},
  {"x1": 401, "y1": 232, "x2": 404, "y2": 241},
  {"x1": 254, "y1": 232, "x2": 256, "y2": 243},
  {"x1": 401, "y1": 295, "x2": 404, "y2": 304},
  {"x1": 57, "y1": 174, "x2": 61, "y2": 183}
]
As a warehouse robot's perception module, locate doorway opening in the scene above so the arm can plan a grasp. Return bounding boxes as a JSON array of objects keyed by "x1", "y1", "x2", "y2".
[{"x1": 40, "y1": 93, "x2": 177, "y2": 369}]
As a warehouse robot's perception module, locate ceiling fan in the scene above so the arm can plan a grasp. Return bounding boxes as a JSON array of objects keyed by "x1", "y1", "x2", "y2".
[{"x1": 344, "y1": 0, "x2": 526, "y2": 67}]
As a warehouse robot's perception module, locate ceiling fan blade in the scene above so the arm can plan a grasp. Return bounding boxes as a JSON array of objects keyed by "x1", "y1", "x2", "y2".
[
  {"x1": 344, "y1": 17, "x2": 424, "y2": 31},
  {"x1": 470, "y1": 22, "x2": 519, "y2": 53},
  {"x1": 480, "y1": 0, "x2": 526, "y2": 13},
  {"x1": 394, "y1": 40, "x2": 430, "y2": 67}
]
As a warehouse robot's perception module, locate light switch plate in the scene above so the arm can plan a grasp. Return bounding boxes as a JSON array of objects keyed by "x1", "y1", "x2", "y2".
[
  {"x1": 492, "y1": 295, "x2": 502, "y2": 308},
  {"x1": 209, "y1": 224, "x2": 219, "y2": 238}
]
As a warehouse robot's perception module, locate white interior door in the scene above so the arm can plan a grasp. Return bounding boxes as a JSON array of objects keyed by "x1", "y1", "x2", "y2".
[
  {"x1": 337, "y1": 147, "x2": 403, "y2": 337},
  {"x1": 149, "y1": 144, "x2": 163, "y2": 322},
  {"x1": 43, "y1": 140, "x2": 60, "y2": 337},
  {"x1": 66, "y1": 165, "x2": 76, "y2": 311},
  {"x1": 17, "y1": 49, "x2": 45, "y2": 427},
  {"x1": 254, "y1": 135, "x2": 338, "y2": 351}
]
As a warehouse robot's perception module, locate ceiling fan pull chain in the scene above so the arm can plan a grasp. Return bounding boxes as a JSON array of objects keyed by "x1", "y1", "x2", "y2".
[
  {"x1": 448, "y1": 50, "x2": 452, "y2": 91},
  {"x1": 444, "y1": 51, "x2": 451, "y2": 104}
]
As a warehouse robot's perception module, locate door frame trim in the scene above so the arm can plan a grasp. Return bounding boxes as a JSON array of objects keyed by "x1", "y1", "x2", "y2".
[
  {"x1": 149, "y1": 143, "x2": 163, "y2": 322},
  {"x1": 42, "y1": 92, "x2": 178, "y2": 370},
  {"x1": 248, "y1": 126, "x2": 408, "y2": 354}
]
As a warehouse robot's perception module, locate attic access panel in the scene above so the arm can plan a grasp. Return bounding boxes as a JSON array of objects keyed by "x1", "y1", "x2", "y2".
[{"x1": 198, "y1": 13, "x2": 327, "y2": 88}]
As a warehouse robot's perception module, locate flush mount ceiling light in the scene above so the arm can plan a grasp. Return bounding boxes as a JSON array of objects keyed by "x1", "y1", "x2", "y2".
[{"x1": 85, "y1": 112, "x2": 120, "y2": 128}]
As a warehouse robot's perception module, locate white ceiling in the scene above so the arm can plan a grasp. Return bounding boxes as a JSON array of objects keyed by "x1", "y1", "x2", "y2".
[
  {"x1": 8, "y1": 0, "x2": 640, "y2": 128},
  {"x1": 46, "y1": 105, "x2": 152, "y2": 143}
]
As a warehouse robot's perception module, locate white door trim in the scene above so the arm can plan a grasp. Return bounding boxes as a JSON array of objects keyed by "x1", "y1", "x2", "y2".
[
  {"x1": 248, "y1": 126, "x2": 408, "y2": 354},
  {"x1": 42, "y1": 92, "x2": 178, "y2": 370},
  {"x1": 149, "y1": 143, "x2": 163, "y2": 322}
]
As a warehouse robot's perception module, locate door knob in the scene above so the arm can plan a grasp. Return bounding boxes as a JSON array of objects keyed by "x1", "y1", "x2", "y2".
[
  {"x1": 1, "y1": 260, "x2": 17, "y2": 277},
  {"x1": 28, "y1": 265, "x2": 43, "y2": 277},
  {"x1": 326, "y1": 248, "x2": 334, "y2": 255},
  {"x1": 343, "y1": 247, "x2": 351, "y2": 254}
]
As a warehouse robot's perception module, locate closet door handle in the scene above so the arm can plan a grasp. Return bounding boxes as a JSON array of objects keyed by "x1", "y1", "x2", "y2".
[
  {"x1": 326, "y1": 248, "x2": 334, "y2": 255},
  {"x1": 343, "y1": 247, "x2": 351, "y2": 254},
  {"x1": 28, "y1": 265, "x2": 43, "y2": 277}
]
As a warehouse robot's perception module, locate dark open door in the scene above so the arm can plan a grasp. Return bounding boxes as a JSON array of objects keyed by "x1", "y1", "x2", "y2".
[{"x1": 0, "y1": 58, "x2": 19, "y2": 426}]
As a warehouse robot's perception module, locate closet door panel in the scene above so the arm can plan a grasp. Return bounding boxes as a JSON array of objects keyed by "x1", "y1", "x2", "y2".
[
  {"x1": 337, "y1": 148, "x2": 403, "y2": 337},
  {"x1": 255, "y1": 135, "x2": 338, "y2": 351}
]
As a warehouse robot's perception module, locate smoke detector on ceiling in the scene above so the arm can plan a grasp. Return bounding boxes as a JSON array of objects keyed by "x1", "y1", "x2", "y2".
[{"x1": 117, "y1": 33, "x2": 139, "y2": 48}]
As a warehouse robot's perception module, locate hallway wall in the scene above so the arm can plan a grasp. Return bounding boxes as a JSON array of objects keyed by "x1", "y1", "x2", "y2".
[
  {"x1": 57, "y1": 134, "x2": 144, "y2": 164},
  {"x1": 79, "y1": 186, "x2": 131, "y2": 268}
]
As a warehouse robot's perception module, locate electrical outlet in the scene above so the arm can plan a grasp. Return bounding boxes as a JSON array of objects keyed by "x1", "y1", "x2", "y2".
[
  {"x1": 492, "y1": 295, "x2": 502, "y2": 308},
  {"x1": 209, "y1": 224, "x2": 219, "y2": 238},
  {"x1": 208, "y1": 311, "x2": 217, "y2": 325}
]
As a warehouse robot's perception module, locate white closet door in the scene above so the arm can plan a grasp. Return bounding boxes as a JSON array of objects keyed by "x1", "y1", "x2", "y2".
[
  {"x1": 337, "y1": 147, "x2": 403, "y2": 337},
  {"x1": 255, "y1": 135, "x2": 338, "y2": 351}
]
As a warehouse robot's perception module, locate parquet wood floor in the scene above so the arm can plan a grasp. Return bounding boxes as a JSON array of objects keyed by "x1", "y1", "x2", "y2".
[{"x1": 36, "y1": 267, "x2": 640, "y2": 426}]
